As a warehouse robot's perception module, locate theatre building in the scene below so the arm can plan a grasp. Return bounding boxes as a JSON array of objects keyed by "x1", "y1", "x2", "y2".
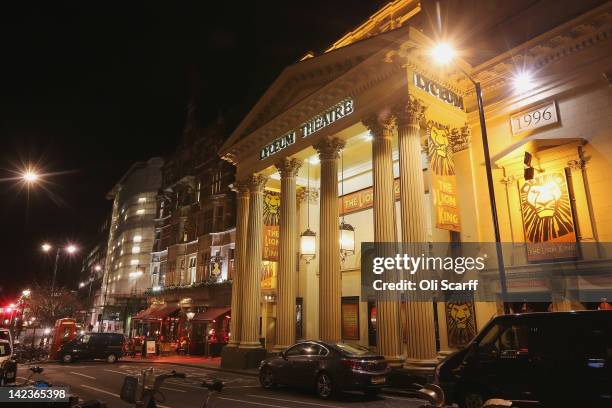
[{"x1": 220, "y1": 0, "x2": 612, "y2": 369}]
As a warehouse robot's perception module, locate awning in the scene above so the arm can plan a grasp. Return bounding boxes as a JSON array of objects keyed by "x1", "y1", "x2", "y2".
[
  {"x1": 133, "y1": 305, "x2": 180, "y2": 321},
  {"x1": 192, "y1": 307, "x2": 231, "y2": 322}
]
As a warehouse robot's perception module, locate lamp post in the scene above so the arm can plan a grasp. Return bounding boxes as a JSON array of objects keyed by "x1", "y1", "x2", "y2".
[
  {"x1": 430, "y1": 43, "x2": 510, "y2": 313},
  {"x1": 41, "y1": 243, "x2": 79, "y2": 318}
]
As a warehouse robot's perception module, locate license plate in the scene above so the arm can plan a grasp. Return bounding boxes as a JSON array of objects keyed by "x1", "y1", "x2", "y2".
[{"x1": 371, "y1": 376, "x2": 386, "y2": 384}]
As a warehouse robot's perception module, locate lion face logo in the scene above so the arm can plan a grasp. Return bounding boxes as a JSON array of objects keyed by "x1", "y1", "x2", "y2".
[
  {"x1": 427, "y1": 123, "x2": 455, "y2": 176},
  {"x1": 263, "y1": 191, "x2": 280, "y2": 226},
  {"x1": 446, "y1": 301, "x2": 476, "y2": 347},
  {"x1": 520, "y1": 173, "x2": 574, "y2": 243}
]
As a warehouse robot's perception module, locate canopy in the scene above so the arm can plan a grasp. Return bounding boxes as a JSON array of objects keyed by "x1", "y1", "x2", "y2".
[
  {"x1": 132, "y1": 305, "x2": 179, "y2": 321},
  {"x1": 192, "y1": 307, "x2": 231, "y2": 322}
]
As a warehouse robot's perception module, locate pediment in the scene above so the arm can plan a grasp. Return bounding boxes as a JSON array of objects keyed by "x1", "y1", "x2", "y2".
[{"x1": 222, "y1": 28, "x2": 411, "y2": 153}]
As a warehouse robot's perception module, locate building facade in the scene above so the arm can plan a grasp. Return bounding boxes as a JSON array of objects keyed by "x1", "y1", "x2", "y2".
[
  {"x1": 220, "y1": 0, "x2": 612, "y2": 369},
  {"x1": 94, "y1": 157, "x2": 164, "y2": 333},
  {"x1": 78, "y1": 218, "x2": 109, "y2": 328},
  {"x1": 131, "y1": 101, "x2": 236, "y2": 355}
]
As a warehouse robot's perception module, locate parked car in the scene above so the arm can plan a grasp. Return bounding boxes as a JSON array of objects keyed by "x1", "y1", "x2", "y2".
[
  {"x1": 0, "y1": 339, "x2": 16, "y2": 386},
  {"x1": 435, "y1": 310, "x2": 612, "y2": 408},
  {"x1": 59, "y1": 332, "x2": 126, "y2": 364},
  {"x1": 259, "y1": 341, "x2": 390, "y2": 399},
  {"x1": 0, "y1": 328, "x2": 12, "y2": 345}
]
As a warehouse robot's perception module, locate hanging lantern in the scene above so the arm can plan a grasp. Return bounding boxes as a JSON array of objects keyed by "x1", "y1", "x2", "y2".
[
  {"x1": 339, "y1": 221, "x2": 355, "y2": 261},
  {"x1": 300, "y1": 228, "x2": 316, "y2": 263}
]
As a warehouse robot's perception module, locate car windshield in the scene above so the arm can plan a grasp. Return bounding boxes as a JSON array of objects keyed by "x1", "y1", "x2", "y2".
[
  {"x1": 78, "y1": 334, "x2": 91, "y2": 344},
  {"x1": 333, "y1": 342, "x2": 371, "y2": 356},
  {"x1": 0, "y1": 342, "x2": 11, "y2": 357}
]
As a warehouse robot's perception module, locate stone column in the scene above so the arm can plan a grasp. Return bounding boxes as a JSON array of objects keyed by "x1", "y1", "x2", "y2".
[
  {"x1": 274, "y1": 158, "x2": 302, "y2": 351},
  {"x1": 363, "y1": 113, "x2": 403, "y2": 366},
  {"x1": 227, "y1": 181, "x2": 249, "y2": 347},
  {"x1": 240, "y1": 174, "x2": 268, "y2": 349},
  {"x1": 393, "y1": 96, "x2": 438, "y2": 369},
  {"x1": 314, "y1": 137, "x2": 345, "y2": 342}
]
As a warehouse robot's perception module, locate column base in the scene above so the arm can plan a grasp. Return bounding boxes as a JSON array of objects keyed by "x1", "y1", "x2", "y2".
[
  {"x1": 384, "y1": 355, "x2": 404, "y2": 368},
  {"x1": 272, "y1": 344, "x2": 290, "y2": 353},
  {"x1": 403, "y1": 358, "x2": 438, "y2": 372},
  {"x1": 225, "y1": 341, "x2": 239, "y2": 348},
  {"x1": 221, "y1": 346, "x2": 267, "y2": 369},
  {"x1": 239, "y1": 340, "x2": 263, "y2": 349}
]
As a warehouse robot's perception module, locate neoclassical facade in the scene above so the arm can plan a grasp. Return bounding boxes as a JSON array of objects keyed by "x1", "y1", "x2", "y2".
[{"x1": 220, "y1": 0, "x2": 612, "y2": 368}]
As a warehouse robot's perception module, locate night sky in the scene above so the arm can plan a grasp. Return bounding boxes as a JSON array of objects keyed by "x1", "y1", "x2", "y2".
[{"x1": 0, "y1": 2, "x2": 390, "y2": 302}]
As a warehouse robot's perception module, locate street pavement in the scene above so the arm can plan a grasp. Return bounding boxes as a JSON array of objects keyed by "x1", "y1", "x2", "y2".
[{"x1": 17, "y1": 361, "x2": 428, "y2": 407}]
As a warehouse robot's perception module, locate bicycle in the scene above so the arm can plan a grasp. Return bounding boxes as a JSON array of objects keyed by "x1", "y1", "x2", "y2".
[{"x1": 120, "y1": 368, "x2": 223, "y2": 408}]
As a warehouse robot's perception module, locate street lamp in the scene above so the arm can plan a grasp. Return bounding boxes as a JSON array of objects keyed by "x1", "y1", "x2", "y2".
[
  {"x1": 431, "y1": 42, "x2": 510, "y2": 313},
  {"x1": 41, "y1": 242, "x2": 79, "y2": 316},
  {"x1": 22, "y1": 169, "x2": 40, "y2": 184}
]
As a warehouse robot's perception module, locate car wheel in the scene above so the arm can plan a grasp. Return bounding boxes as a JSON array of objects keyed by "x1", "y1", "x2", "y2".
[
  {"x1": 461, "y1": 387, "x2": 487, "y2": 408},
  {"x1": 259, "y1": 367, "x2": 276, "y2": 389},
  {"x1": 315, "y1": 372, "x2": 334, "y2": 399},
  {"x1": 62, "y1": 354, "x2": 73, "y2": 363},
  {"x1": 106, "y1": 354, "x2": 117, "y2": 364}
]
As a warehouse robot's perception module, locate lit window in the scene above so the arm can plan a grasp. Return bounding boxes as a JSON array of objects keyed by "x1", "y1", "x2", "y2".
[
  {"x1": 119, "y1": 262, "x2": 123, "y2": 267},
  {"x1": 124, "y1": 214, "x2": 128, "y2": 221},
  {"x1": 132, "y1": 246, "x2": 141, "y2": 254},
  {"x1": 133, "y1": 235, "x2": 142, "y2": 243},
  {"x1": 130, "y1": 259, "x2": 139, "y2": 266},
  {"x1": 138, "y1": 197, "x2": 147, "y2": 203},
  {"x1": 136, "y1": 209, "x2": 145, "y2": 215},
  {"x1": 120, "y1": 249, "x2": 124, "y2": 255}
]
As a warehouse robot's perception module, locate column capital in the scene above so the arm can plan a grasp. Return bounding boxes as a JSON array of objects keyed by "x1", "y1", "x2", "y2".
[
  {"x1": 314, "y1": 137, "x2": 346, "y2": 161},
  {"x1": 393, "y1": 95, "x2": 427, "y2": 127},
  {"x1": 231, "y1": 180, "x2": 250, "y2": 196},
  {"x1": 362, "y1": 112, "x2": 395, "y2": 139},
  {"x1": 275, "y1": 157, "x2": 303, "y2": 178},
  {"x1": 297, "y1": 187, "x2": 319, "y2": 204},
  {"x1": 246, "y1": 174, "x2": 268, "y2": 193}
]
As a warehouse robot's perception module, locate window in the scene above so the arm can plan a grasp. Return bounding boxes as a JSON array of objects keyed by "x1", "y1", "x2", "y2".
[
  {"x1": 188, "y1": 256, "x2": 197, "y2": 284},
  {"x1": 285, "y1": 344, "x2": 307, "y2": 357},
  {"x1": 159, "y1": 201, "x2": 165, "y2": 218},
  {"x1": 133, "y1": 235, "x2": 142, "y2": 243},
  {"x1": 196, "y1": 182, "x2": 201, "y2": 203},
  {"x1": 130, "y1": 259, "x2": 139, "y2": 266},
  {"x1": 211, "y1": 171, "x2": 222, "y2": 195},
  {"x1": 138, "y1": 197, "x2": 147, "y2": 203},
  {"x1": 132, "y1": 246, "x2": 141, "y2": 254},
  {"x1": 136, "y1": 209, "x2": 145, "y2": 215}
]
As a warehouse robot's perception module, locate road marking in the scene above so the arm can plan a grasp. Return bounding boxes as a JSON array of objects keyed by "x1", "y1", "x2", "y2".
[
  {"x1": 217, "y1": 397, "x2": 291, "y2": 407},
  {"x1": 160, "y1": 386, "x2": 187, "y2": 393},
  {"x1": 248, "y1": 394, "x2": 343, "y2": 408},
  {"x1": 70, "y1": 371, "x2": 96, "y2": 379},
  {"x1": 79, "y1": 384, "x2": 119, "y2": 398},
  {"x1": 103, "y1": 369, "x2": 131, "y2": 375}
]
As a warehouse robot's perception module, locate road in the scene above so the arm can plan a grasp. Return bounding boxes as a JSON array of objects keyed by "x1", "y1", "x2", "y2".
[{"x1": 16, "y1": 361, "x2": 428, "y2": 407}]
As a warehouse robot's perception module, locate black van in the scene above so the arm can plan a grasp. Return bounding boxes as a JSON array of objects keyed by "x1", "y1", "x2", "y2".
[
  {"x1": 59, "y1": 332, "x2": 126, "y2": 364},
  {"x1": 435, "y1": 310, "x2": 612, "y2": 408}
]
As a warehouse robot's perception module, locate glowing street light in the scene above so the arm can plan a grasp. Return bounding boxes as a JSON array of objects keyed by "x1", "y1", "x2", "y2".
[
  {"x1": 66, "y1": 244, "x2": 78, "y2": 254},
  {"x1": 512, "y1": 70, "x2": 535, "y2": 93},
  {"x1": 42, "y1": 243, "x2": 52, "y2": 252},
  {"x1": 430, "y1": 42, "x2": 456, "y2": 65},
  {"x1": 22, "y1": 289, "x2": 31, "y2": 297},
  {"x1": 22, "y1": 169, "x2": 40, "y2": 184}
]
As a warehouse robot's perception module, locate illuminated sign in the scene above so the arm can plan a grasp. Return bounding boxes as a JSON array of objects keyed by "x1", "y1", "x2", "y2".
[
  {"x1": 260, "y1": 98, "x2": 354, "y2": 160},
  {"x1": 414, "y1": 73, "x2": 464, "y2": 110}
]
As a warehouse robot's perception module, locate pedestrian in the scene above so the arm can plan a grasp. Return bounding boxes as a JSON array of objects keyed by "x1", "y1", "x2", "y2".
[{"x1": 141, "y1": 337, "x2": 147, "y2": 359}]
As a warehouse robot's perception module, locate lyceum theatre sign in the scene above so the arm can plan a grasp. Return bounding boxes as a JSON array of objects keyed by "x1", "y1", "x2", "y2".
[{"x1": 260, "y1": 98, "x2": 354, "y2": 160}]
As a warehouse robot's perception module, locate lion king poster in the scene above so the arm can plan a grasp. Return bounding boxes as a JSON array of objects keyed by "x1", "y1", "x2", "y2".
[
  {"x1": 427, "y1": 122, "x2": 461, "y2": 232},
  {"x1": 262, "y1": 190, "x2": 280, "y2": 289},
  {"x1": 519, "y1": 173, "x2": 577, "y2": 261},
  {"x1": 445, "y1": 301, "x2": 477, "y2": 348}
]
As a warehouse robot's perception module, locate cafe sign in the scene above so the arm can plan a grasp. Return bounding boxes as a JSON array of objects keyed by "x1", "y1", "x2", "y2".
[
  {"x1": 260, "y1": 98, "x2": 354, "y2": 160},
  {"x1": 414, "y1": 72, "x2": 464, "y2": 110}
]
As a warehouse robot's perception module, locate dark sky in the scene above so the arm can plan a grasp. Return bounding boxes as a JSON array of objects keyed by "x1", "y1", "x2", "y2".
[{"x1": 0, "y1": 1, "x2": 389, "y2": 303}]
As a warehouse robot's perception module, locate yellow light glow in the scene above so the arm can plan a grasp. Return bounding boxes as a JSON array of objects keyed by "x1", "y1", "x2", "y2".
[
  {"x1": 512, "y1": 71, "x2": 535, "y2": 93},
  {"x1": 431, "y1": 43, "x2": 455, "y2": 65}
]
